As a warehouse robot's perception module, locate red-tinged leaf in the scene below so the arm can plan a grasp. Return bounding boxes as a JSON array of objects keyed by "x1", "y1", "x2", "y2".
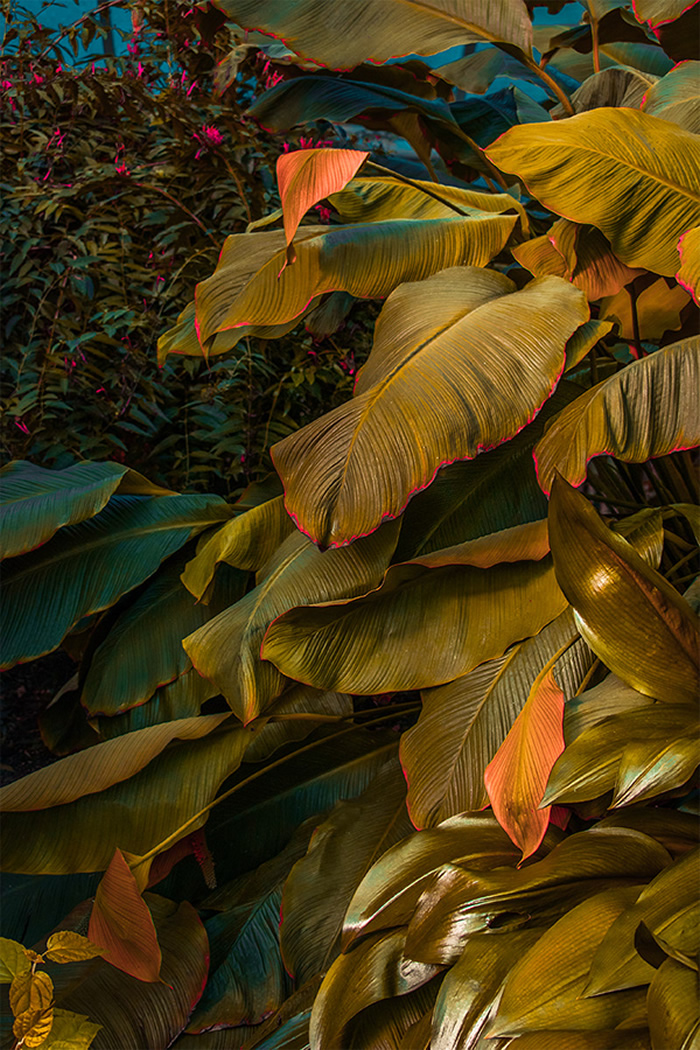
[
  {"x1": 88, "y1": 848, "x2": 162, "y2": 983},
  {"x1": 146, "y1": 830, "x2": 216, "y2": 891},
  {"x1": 484, "y1": 667, "x2": 566, "y2": 860},
  {"x1": 277, "y1": 148, "x2": 368, "y2": 265}
]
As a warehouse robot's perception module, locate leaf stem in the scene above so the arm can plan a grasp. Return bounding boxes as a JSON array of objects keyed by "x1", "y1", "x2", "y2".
[
  {"x1": 591, "y1": 19, "x2": 601, "y2": 74},
  {"x1": 522, "y1": 56, "x2": 574, "y2": 116}
]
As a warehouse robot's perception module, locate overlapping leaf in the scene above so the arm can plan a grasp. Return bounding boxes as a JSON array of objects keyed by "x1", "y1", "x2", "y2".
[
  {"x1": 534, "y1": 337, "x2": 700, "y2": 493},
  {"x1": 487, "y1": 108, "x2": 700, "y2": 276},
  {"x1": 96, "y1": 668, "x2": 219, "y2": 740},
  {"x1": 272, "y1": 272, "x2": 587, "y2": 547},
  {"x1": 600, "y1": 278, "x2": 690, "y2": 341},
  {"x1": 647, "y1": 957, "x2": 700, "y2": 1050},
  {"x1": 633, "y1": 0, "x2": 700, "y2": 30},
  {"x1": 547, "y1": 476, "x2": 700, "y2": 704},
  {"x1": 183, "y1": 519, "x2": 400, "y2": 723},
  {"x1": 215, "y1": 0, "x2": 534, "y2": 69},
  {"x1": 552, "y1": 66, "x2": 657, "y2": 114},
  {"x1": 0, "y1": 493, "x2": 231, "y2": 670},
  {"x1": 642, "y1": 60, "x2": 700, "y2": 132},
  {"x1": 677, "y1": 224, "x2": 700, "y2": 304},
  {"x1": 88, "y1": 849, "x2": 162, "y2": 983}
]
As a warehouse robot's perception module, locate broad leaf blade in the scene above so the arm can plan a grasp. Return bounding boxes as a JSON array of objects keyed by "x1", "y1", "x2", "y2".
[
  {"x1": 647, "y1": 956, "x2": 700, "y2": 1050},
  {"x1": 677, "y1": 224, "x2": 700, "y2": 304},
  {"x1": 89, "y1": 849, "x2": 162, "y2": 983}
]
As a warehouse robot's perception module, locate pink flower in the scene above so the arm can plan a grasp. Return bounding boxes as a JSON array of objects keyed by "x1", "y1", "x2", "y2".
[
  {"x1": 202, "y1": 124, "x2": 224, "y2": 145},
  {"x1": 14, "y1": 419, "x2": 30, "y2": 435},
  {"x1": 314, "y1": 204, "x2": 332, "y2": 223}
]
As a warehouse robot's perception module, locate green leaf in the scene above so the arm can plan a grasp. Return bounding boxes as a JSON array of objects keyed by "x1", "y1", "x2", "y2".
[
  {"x1": 215, "y1": 0, "x2": 534, "y2": 68},
  {"x1": 534, "y1": 338, "x2": 700, "y2": 494},
  {"x1": 556, "y1": 66, "x2": 657, "y2": 114},
  {"x1": 195, "y1": 216, "x2": 517, "y2": 347},
  {"x1": 642, "y1": 60, "x2": 700, "y2": 133},
  {"x1": 42, "y1": 1008, "x2": 101, "y2": 1049},
  {"x1": 347, "y1": 977, "x2": 442, "y2": 1050},
  {"x1": 0, "y1": 494, "x2": 231, "y2": 670},
  {"x1": 0, "y1": 938, "x2": 31, "y2": 982},
  {"x1": 280, "y1": 759, "x2": 413, "y2": 984},
  {"x1": 547, "y1": 476, "x2": 700, "y2": 704},
  {"x1": 401, "y1": 610, "x2": 590, "y2": 824},
  {"x1": 272, "y1": 271, "x2": 588, "y2": 547},
  {"x1": 563, "y1": 672, "x2": 658, "y2": 743},
  {"x1": 96, "y1": 669, "x2": 219, "y2": 740},
  {"x1": 677, "y1": 224, "x2": 700, "y2": 305},
  {"x1": 612, "y1": 725, "x2": 700, "y2": 807},
  {"x1": 184, "y1": 520, "x2": 400, "y2": 723},
  {"x1": 244, "y1": 684, "x2": 353, "y2": 763},
  {"x1": 489, "y1": 886, "x2": 647, "y2": 1038},
  {"x1": 633, "y1": 0, "x2": 699, "y2": 30},
  {"x1": 156, "y1": 297, "x2": 304, "y2": 365},
  {"x1": 648, "y1": 957, "x2": 700, "y2": 1050},
  {"x1": 486, "y1": 108, "x2": 700, "y2": 276}
]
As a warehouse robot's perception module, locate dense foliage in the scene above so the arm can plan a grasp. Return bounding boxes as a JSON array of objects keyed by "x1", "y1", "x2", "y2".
[{"x1": 1, "y1": 1, "x2": 699, "y2": 1049}]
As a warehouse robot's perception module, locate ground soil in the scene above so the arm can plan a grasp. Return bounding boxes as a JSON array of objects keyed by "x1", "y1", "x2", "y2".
[{"x1": 0, "y1": 651, "x2": 75, "y2": 785}]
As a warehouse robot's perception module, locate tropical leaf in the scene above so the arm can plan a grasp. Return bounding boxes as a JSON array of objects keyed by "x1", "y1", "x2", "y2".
[
  {"x1": 438, "y1": 45, "x2": 572, "y2": 98},
  {"x1": 214, "y1": 0, "x2": 534, "y2": 69},
  {"x1": 633, "y1": 0, "x2": 700, "y2": 30},
  {"x1": 487, "y1": 1031, "x2": 651, "y2": 1049},
  {"x1": 642, "y1": 60, "x2": 700, "y2": 132},
  {"x1": 450, "y1": 86, "x2": 551, "y2": 149},
  {"x1": 272, "y1": 271, "x2": 588, "y2": 547},
  {"x1": 487, "y1": 108, "x2": 700, "y2": 276},
  {"x1": 563, "y1": 672, "x2": 658, "y2": 743},
  {"x1": 677, "y1": 224, "x2": 700, "y2": 304},
  {"x1": 547, "y1": 476, "x2": 700, "y2": 704},
  {"x1": 309, "y1": 929, "x2": 441, "y2": 1050},
  {"x1": 88, "y1": 849, "x2": 162, "y2": 983},
  {"x1": 599, "y1": 278, "x2": 690, "y2": 341},
  {"x1": 400, "y1": 610, "x2": 591, "y2": 825},
  {"x1": 276, "y1": 148, "x2": 368, "y2": 264},
  {"x1": 43, "y1": 1009, "x2": 102, "y2": 1049},
  {"x1": 181, "y1": 495, "x2": 294, "y2": 602},
  {"x1": 585, "y1": 847, "x2": 699, "y2": 995},
  {"x1": 484, "y1": 666, "x2": 567, "y2": 860},
  {"x1": 244, "y1": 684, "x2": 353, "y2": 762},
  {"x1": 183, "y1": 520, "x2": 400, "y2": 723},
  {"x1": 647, "y1": 956, "x2": 700, "y2": 1050},
  {"x1": 96, "y1": 668, "x2": 219, "y2": 740},
  {"x1": 347, "y1": 976, "x2": 442, "y2": 1050},
  {"x1": 0, "y1": 493, "x2": 231, "y2": 670},
  {"x1": 534, "y1": 337, "x2": 700, "y2": 494},
  {"x1": 81, "y1": 557, "x2": 246, "y2": 717},
  {"x1": 552, "y1": 66, "x2": 657, "y2": 114},
  {"x1": 0, "y1": 716, "x2": 252, "y2": 874},
  {"x1": 489, "y1": 886, "x2": 647, "y2": 1038},
  {"x1": 613, "y1": 725, "x2": 699, "y2": 806},
  {"x1": 195, "y1": 214, "x2": 517, "y2": 349},
  {"x1": 44, "y1": 932, "x2": 104, "y2": 965},
  {"x1": 404, "y1": 827, "x2": 670, "y2": 966},
  {"x1": 342, "y1": 813, "x2": 522, "y2": 950},
  {"x1": 280, "y1": 758, "x2": 414, "y2": 984},
  {"x1": 0, "y1": 460, "x2": 170, "y2": 560}
]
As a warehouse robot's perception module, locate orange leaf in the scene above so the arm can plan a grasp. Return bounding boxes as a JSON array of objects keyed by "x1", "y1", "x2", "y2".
[
  {"x1": 484, "y1": 667, "x2": 566, "y2": 861},
  {"x1": 88, "y1": 848, "x2": 162, "y2": 983},
  {"x1": 276, "y1": 148, "x2": 368, "y2": 265}
]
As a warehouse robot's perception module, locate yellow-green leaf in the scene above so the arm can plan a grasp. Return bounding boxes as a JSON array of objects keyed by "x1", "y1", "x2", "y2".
[
  {"x1": 13, "y1": 1006, "x2": 55, "y2": 1048},
  {"x1": 44, "y1": 932, "x2": 104, "y2": 965},
  {"x1": 10, "y1": 969, "x2": 54, "y2": 1019},
  {"x1": 42, "y1": 1008, "x2": 101, "y2": 1049},
  {"x1": 642, "y1": 60, "x2": 700, "y2": 133},
  {"x1": 548, "y1": 476, "x2": 700, "y2": 704},
  {"x1": 677, "y1": 224, "x2": 700, "y2": 305},
  {"x1": 634, "y1": 0, "x2": 700, "y2": 29},
  {"x1": 648, "y1": 956, "x2": 700, "y2": 1050},
  {"x1": 487, "y1": 108, "x2": 700, "y2": 276},
  {"x1": 534, "y1": 337, "x2": 700, "y2": 493},
  {"x1": 0, "y1": 938, "x2": 32, "y2": 983}
]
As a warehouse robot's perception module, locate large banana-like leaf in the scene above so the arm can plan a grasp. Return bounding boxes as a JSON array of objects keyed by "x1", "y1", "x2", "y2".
[
  {"x1": 272, "y1": 272, "x2": 588, "y2": 547},
  {"x1": 487, "y1": 108, "x2": 700, "y2": 276},
  {"x1": 0, "y1": 460, "x2": 171, "y2": 560},
  {"x1": 450, "y1": 86, "x2": 551, "y2": 148},
  {"x1": 276, "y1": 148, "x2": 368, "y2": 263},
  {"x1": 634, "y1": 0, "x2": 699, "y2": 29},
  {"x1": 642, "y1": 60, "x2": 700, "y2": 133},
  {"x1": 585, "y1": 847, "x2": 699, "y2": 995},
  {"x1": 183, "y1": 520, "x2": 400, "y2": 723},
  {"x1": 214, "y1": 0, "x2": 534, "y2": 69},
  {"x1": 438, "y1": 44, "x2": 571, "y2": 97},
  {"x1": 0, "y1": 717, "x2": 253, "y2": 874},
  {"x1": 648, "y1": 957, "x2": 700, "y2": 1050},
  {"x1": 329, "y1": 176, "x2": 528, "y2": 231},
  {"x1": 548, "y1": 476, "x2": 700, "y2": 705},
  {"x1": 677, "y1": 224, "x2": 700, "y2": 304},
  {"x1": 48, "y1": 895, "x2": 208, "y2": 1050},
  {"x1": 97, "y1": 668, "x2": 219, "y2": 740},
  {"x1": 503, "y1": 1031, "x2": 651, "y2": 1048},
  {"x1": 342, "y1": 814, "x2": 522, "y2": 950},
  {"x1": 81, "y1": 558, "x2": 245, "y2": 717},
  {"x1": 263, "y1": 540, "x2": 568, "y2": 695},
  {"x1": 404, "y1": 827, "x2": 670, "y2": 966},
  {"x1": 244, "y1": 684, "x2": 353, "y2": 762},
  {"x1": 612, "y1": 723, "x2": 700, "y2": 806},
  {"x1": 346, "y1": 976, "x2": 442, "y2": 1050},
  {"x1": 309, "y1": 928, "x2": 440, "y2": 1050},
  {"x1": 553, "y1": 66, "x2": 657, "y2": 114},
  {"x1": 489, "y1": 886, "x2": 647, "y2": 1038},
  {"x1": 400, "y1": 610, "x2": 590, "y2": 825},
  {"x1": 280, "y1": 759, "x2": 413, "y2": 984},
  {"x1": 430, "y1": 929, "x2": 543, "y2": 1050},
  {"x1": 534, "y1": 337, "x2": 700, "y2": 494},
  {"x1": 89, "y1": 848, "x2": 162, "y2": 983},
  {"x1": 563, "y1": 672, "x2": 658, "y2": 743},
  {"x1": 0, "y1": 494, "x2": 231, "y2": 670},
  {"x1": 181, "y1": 495, "x2": 294, "y2": 602},
  {"x1": 600, "y1": 277, "x2": 690, "y2": 341},
  {"x1": 194, "y1": 215, "x2": 517, "y2": 346}
]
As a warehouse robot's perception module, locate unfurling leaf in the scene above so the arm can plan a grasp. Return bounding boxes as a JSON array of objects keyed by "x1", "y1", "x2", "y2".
[
  {"x1": 484, "y1": 667, "x2": 567, "y2": 860},
  {"x1": 88, "y1": 848, "x2": 162, "y2": 982}
]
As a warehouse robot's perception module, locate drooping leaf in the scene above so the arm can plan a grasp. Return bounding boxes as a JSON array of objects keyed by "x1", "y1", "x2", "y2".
[
  {"x1": 553, "y1": 66, "x2": 657, "y2": 114},
  {"x1": 280, "y1": 758, "x2": 413, "y2": 984},
  {"x1": 647, "y1": 956, "x2": 700, "y2": 1050},
  {"x1": 0, "y1": 494, "x2": 231, "y2": 670},
  {"x1": 600, "y1": 278, "x2": 690, "y2": 341},
  {"x1": 633, "y1": 0, "x2": 700, "y2": 30},
  {"x1": 534, "y1": 337, "x2": 700, "y2": 494},
  {"x1": 184, "y1": 520, "x2": 400, "y2": 723},
  {"x1": 487, "y1": 108, "x2": 700, "y2": 276},
  {"x1": 489, "y1": 886, "x2": 647, "y2": 1038},
  {"x1": 642, "y1": 60, "x2": 700, "y2": 132},
  {"x1": 96, "y1": 668, "x2": 219, "y2": 740},
  {"x1": 194, "y1": 216, "x2": 517, "y2": 347},
  {"x1": 547, "y1": 475, "x2": 700, "y2": 704},
  {"x1": 214, "y1": 0, "x2": 534, "y2": 69},
  {"x1": 0, "y1": 461, "x2": 166, "y2": 560},
  {"x1": 484, "y1": 666, "x2": 567, "y2": 860},
  {"x1": 450, "y1": 86, "x2": 551, "y2": 148},
  {"x1": 438, "y1": 45, "x2": 572, "y2": 97},
  {"x1": 585, "y1": 847, "x2": 699, "y2": 995},
  {"x1": 309, "y1": 929, "x2": 441, "y2": 1050},
  {"x1": 272, "y1": 271, "x2": 588, "y2": 547},
  {"x1": 244, "y1": 684, "x2": 353, "y2": 763},
  {"x1": 277, "y1": 148, "x2": 368, "y2": 264},
  {"x1": 263, "y1": 546, "x2": 568, "y2": 696},
  {"x1": 88, "y1": 849, "x2": 162, "y2": 982},
  {"x1": 677, "y1": 224, "x2": 700, "y2": 304},
  {"x1": 401, "y1": 610, "x2": 590, "y2": 825}
]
